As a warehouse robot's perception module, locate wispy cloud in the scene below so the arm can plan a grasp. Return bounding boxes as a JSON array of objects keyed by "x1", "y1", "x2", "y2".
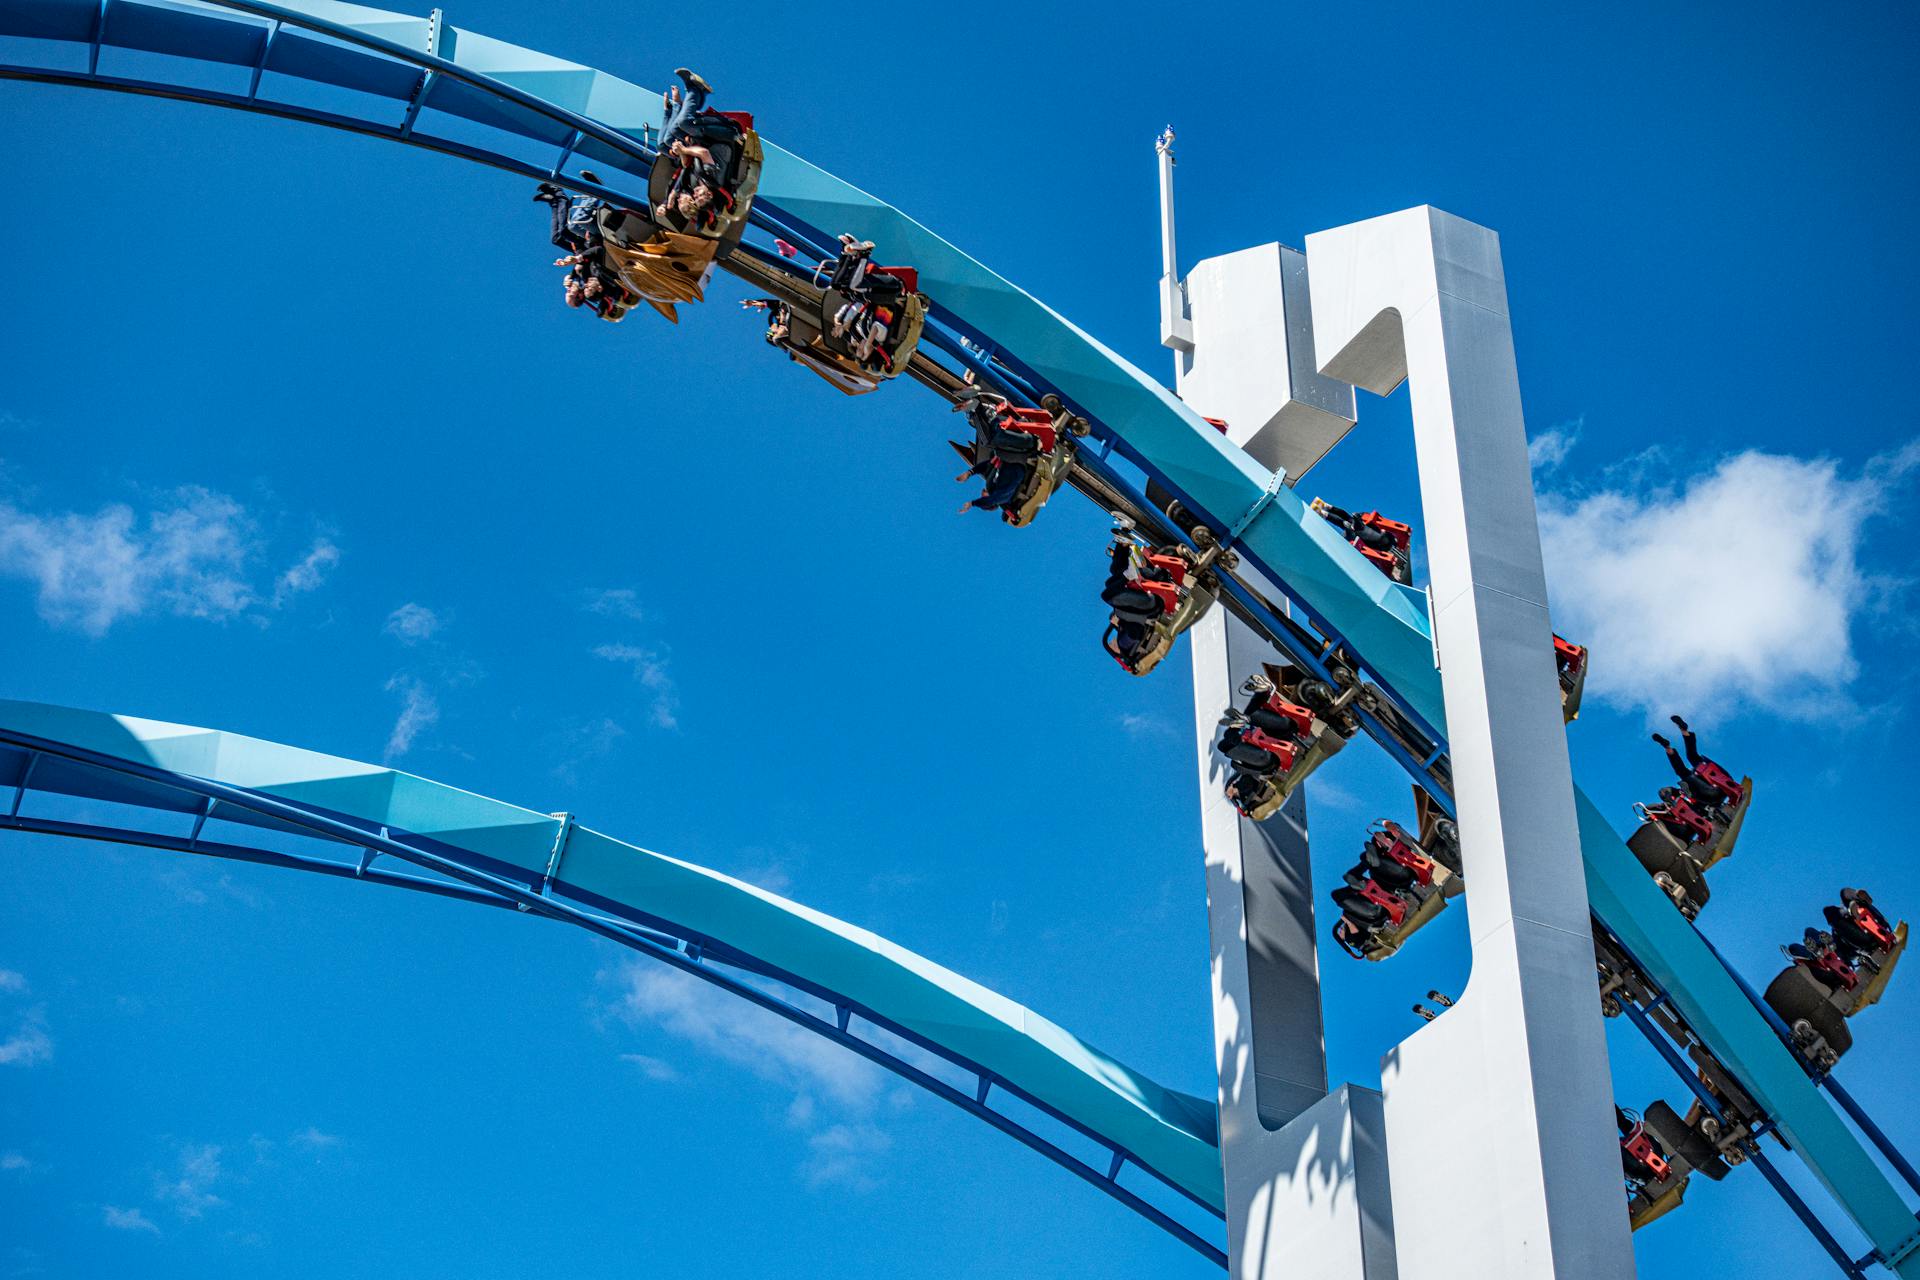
[
  {"x1": 1528, "y1": 415, "x2": 1583, "y2": 473},
  {"x1": 585, "y1": 588, "x2": 646, "y2": 620},
  {"x1": 604, "y1": 961, "x2": 897, "y2": 1190},
  {"x1": 609, "y1": 964, "x2": 881, "y2": 1108},
  {"x1": 383, "y1": 676, "x2": 440, "y2": 760},
  {"x1": 618, "y1": 1052, "x2": 679, "y2": 1082},
  {"x1": 0, "y1": 971, "x2": 25, "y2": 994},
  {"x1": 102, "y1": 1206, "x2": 159, "y2": 1235},
  {"x1": 0, "y1": 1009, "x2": 51, "y2": 1067},
  {"x1": 800, "y1": 1123, "x2": 894, "y2": 1192},
  {"x1": 154, "y1": 1143, "x2": 224, "y2": 1219},
  {"x1": 594, "y1": 643, "x2": 679, "y2": 730},
  {"x1": 0, "y1": 487, "x2": 337, "y2": 636},
  {"x1": 383, "y1": 602, "x2": 441, "y2": 645},
  {"x1": 1116, "y1": 711, "x2": 1173, "y2": 738},
  {"x1": 549, "y1": 716, "x2": 627, "y2": 786},
  {"x1": 0, "y1": 1152, "x2": 28, "y2": 1173},
  {"x1": 1539, "y1": 442, "x2": 1919, "y2": 718},
  {"x1": 288, "y1": 1127, "x2": 342, "y2": 1153},
  {"x1": 272, "y1": 539, "x2": 339, "y2": 606}
]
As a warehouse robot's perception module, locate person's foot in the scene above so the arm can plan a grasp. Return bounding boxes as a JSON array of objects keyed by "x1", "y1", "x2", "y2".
[
  {"x1": 1671, "y1": 714, "x2": 1689, "y2": 732},
  {"x1": 676, "y1": 67, "x2": 712, "y2": 95},
  {"x1": 1651, "y1": 732, "x2": 1670, "y2": 748},
  {"x1": 533, "y1": 182, "x2": 562, "y2": 201},
  {"x1": 1109, "y1": 511, "x2": 1136, "y2": 534},
  {"x1": 579, "y1": 169, "x2": 602, "y2": 184}
]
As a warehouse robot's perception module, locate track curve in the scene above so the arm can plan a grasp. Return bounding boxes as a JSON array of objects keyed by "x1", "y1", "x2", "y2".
[{"x1": 4, "y1": 1, "x2": 1917, "y2": 1270}]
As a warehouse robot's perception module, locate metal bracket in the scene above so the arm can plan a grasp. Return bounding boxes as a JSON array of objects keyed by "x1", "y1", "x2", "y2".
[
  {"x1": 188, "y1": 795, "x2": 216, "y2": 846},
  {"x1": 8, "y1": 752, "x2": 37, "y2": 818},
  {"x1": 538, "y1": 811, "x2": 574, "y2": 898},
  {"x1": 1225, "y1": 468, "x2": 1286, "y2": 546}
]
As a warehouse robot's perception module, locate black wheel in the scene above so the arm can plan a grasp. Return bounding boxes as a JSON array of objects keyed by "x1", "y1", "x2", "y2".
[{"x1": 1297, "y1": 679, "x2": 1336, "y2": 712}]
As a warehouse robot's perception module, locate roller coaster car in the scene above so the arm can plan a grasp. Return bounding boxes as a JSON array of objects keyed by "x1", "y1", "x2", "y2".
[
  {"x1": 1554, "y1": 634, "x2": 1587, "y2": 722},
  {"x1": 1626, "y1": 773, "x2": 1754, "y2": 918},
  {"x1": 1764, "y1": 905, "x2": 1908, "y2": 1070},
  {"x1": 590, "y1": 113, "x2": 762, "y2": 322},
  {"x1": 1621, "y1": 1099, "x2": 1740, "y2": 1231},
  {"x1": 773, "y1": 261, "x2": 928, "y2": 396},
  {"x1": 1330, "y1": 821, "x2": 1459, "y2": 961},
  {"x1": 1103, "y1": 543, "x2": 1217, "y2": 677},
  {"x1": 1311, "y1": 498, "x2": 1413, "y2": 585},
  {"x1": 948, "y1": 394, "x2": 1087, "y2": 527},
  {"x1": 1218, "y1": 665, "x2": 1355, "y2": 820},
  {"x1": 1625, "y1": 812, "x2": 1712, "y2": 920},
  {"x1": 650, "y1": 109, "x2": 762, "y2": 244},
  {"x1": 595, "y1": 206, "x2": 717, "y2": 322}
]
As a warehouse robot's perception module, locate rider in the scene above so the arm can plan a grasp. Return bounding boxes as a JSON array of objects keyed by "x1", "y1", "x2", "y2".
[
  {"x1": 658, "y1": 67, "x2": 712, "y2": 149},
  {"x1": 656, "y1": 137, "x2": 722, "y2": 228},
  {"x1": 534, "y1": 183, "x2": 605, "y2": 256},
  {"x1": 741, "y1": 298, "x2": 792, "y2": 345},
  {"x1": 1314, "y1": 500, "x2": 1410, "y2": 582},
  {"x1": 1824, "y1": 888, "x2": 1894, "y2": 970},
  {"x1": 1650, "y1": 714, "x2": 1741, "y2": 815},
  {"x1": 827, "y1": 236, "x2": 901, "y2": 367},
  {"x1": 953, "y1": 387, "x2": 1040, "y2": 516},
  {"x1": 1100, "y1": 515, "x2": 1188, "y2": 673}
]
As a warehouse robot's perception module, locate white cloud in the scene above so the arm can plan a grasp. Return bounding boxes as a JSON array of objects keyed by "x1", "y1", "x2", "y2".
[
  {"x1": 154, "y1": 1143, "x2": 224, "y2": 1219},
  {"x1": 800, "y1": 1123, "x2": 893, "y2": 1192},
  {"x1": 102, "y1": 1206, "x2": 159, "y2": 1234},
  {"x1": 606, "y1": 962, "x2": 896, "y2": 1191},
  {"x1": 0, "y1": 486, "x2": 340, "y2": 635},
  {"x1": 1116, "y1": 712, "x2": 1172, "y2": 738},
  {"x1": 0, "y1": 1009, "x2": 51, "y2": 1067},
  {"x1": 0, "y1": 1152, "x2": 28, "y2": 1172},
  {"x1": 618, "y1": 1052, "x2": 679, "y2": 1082},
  {"x1": 610, "y1": 964, "x2": 880, "y2": 1108},
  {"x1": 383, "y1": 675, "x2": 439, "y2": 760},
  {"x1": 383, "y1": 602, "x2": 441, "y2": 645},
  {"x1": 1528, "y1": 416, "x2": 1583, "y2": 473},
  {"x1": 0, "y1": 970, "x2": 25, "y2": 994},
  {"x1": 585, "y1": 588, "x2": 645, "y2": 620},
  {"x1": 1539, "y1": 445, "x2": 1917, "y2": 718},
  {"x1": 272, "y1": 539, "x2": 339, "y2": 605},
  {"x1": 0, "y1": 488, "x2": 254, "y2": 635},
  {"x1": 289, "y1": 1127, "x2": 342, "y2": 1152},
  {"x1": 594, "y1": 643, "x2": 679, "y2": 729}
]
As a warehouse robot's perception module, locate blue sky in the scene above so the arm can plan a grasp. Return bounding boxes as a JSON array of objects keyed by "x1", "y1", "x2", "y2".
[{"x1": 2, "y1": 1, "x2": 1918, "y2": 1276}]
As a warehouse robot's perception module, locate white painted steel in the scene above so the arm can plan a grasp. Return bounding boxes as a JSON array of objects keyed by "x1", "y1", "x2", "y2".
[{"x1": 1308, "y1": 206, "x2": 1634, "y2": 1280}]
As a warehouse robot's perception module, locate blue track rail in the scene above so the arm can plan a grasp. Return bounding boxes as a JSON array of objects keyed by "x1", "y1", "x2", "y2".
[
  {"x1": 0, "y1": 708, "x2": 1226, "y2": 1264},
  {"x1": 3, "y1": 0, "x2": 1916, "y2": 1268}
]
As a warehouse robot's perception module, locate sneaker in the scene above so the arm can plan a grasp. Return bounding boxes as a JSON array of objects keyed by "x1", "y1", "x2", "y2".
[
  {"x1": 579, "y1": 169, "x2": 601, "y2": 184},
  {"x1": 676, "y1": 68, "x2": 712, "y2": 95}
]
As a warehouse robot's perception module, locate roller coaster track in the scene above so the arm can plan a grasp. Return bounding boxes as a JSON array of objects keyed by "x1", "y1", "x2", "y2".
[{"x1": 2, "y1": 1, "x2": 1916, "y2": 1271}]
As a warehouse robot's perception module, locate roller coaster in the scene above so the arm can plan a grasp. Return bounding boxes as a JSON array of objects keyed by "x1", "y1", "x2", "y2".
[{"x1": 2, "y1": 2, "x2": 1916, "y2": 1274}]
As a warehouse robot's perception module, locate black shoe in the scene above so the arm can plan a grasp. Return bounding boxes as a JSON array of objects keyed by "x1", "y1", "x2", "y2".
[
  {"x1": 676, "y1": 68, "x2": 712, "y2": 95},
  {"x1": 579, "y1": 169, "x2": 601, "y2": 185},
  {"x1": 1671, "y1": 714, "x2": 1689, "y2": 731},
  {"x1": 1651, "y1": 733, "x2": 1670, "y2": 748},
  {"x1": 533, "y1": 182, "x2": 562, "y2": 202}
]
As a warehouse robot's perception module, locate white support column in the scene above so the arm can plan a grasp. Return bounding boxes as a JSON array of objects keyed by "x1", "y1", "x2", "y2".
[
  {"x1": 1174, "y1": 215, "x2": 1384, "y2": 1277},
  {"x1": 1192, "y1": 607, "x2": 1398, "y2": 1280},
  {"x1": 1306, "y1": 206, "x2": 1635, "y2": 1280}
]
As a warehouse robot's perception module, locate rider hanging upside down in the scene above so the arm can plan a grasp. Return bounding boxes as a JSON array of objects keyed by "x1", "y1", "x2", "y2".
[
  {"x1": 1651, "y1": 715, "x2": 1743, "y2": 819},
  {"x1": 945, "y1": 383, "x2": 1082, "y2": 524},
  {"x1": 1627, "y1": 714, "x2": 1752, "y2": 918},
  {"x1": 1312, "y1": 499, "x2": 1413, "y2": 584},
  {"x1": 1099, "y1": 514, "x2": 1215, "y2": 676},
  {"x1": 1215, "y1": 668, "x2": 1350, "y2": 821}
]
